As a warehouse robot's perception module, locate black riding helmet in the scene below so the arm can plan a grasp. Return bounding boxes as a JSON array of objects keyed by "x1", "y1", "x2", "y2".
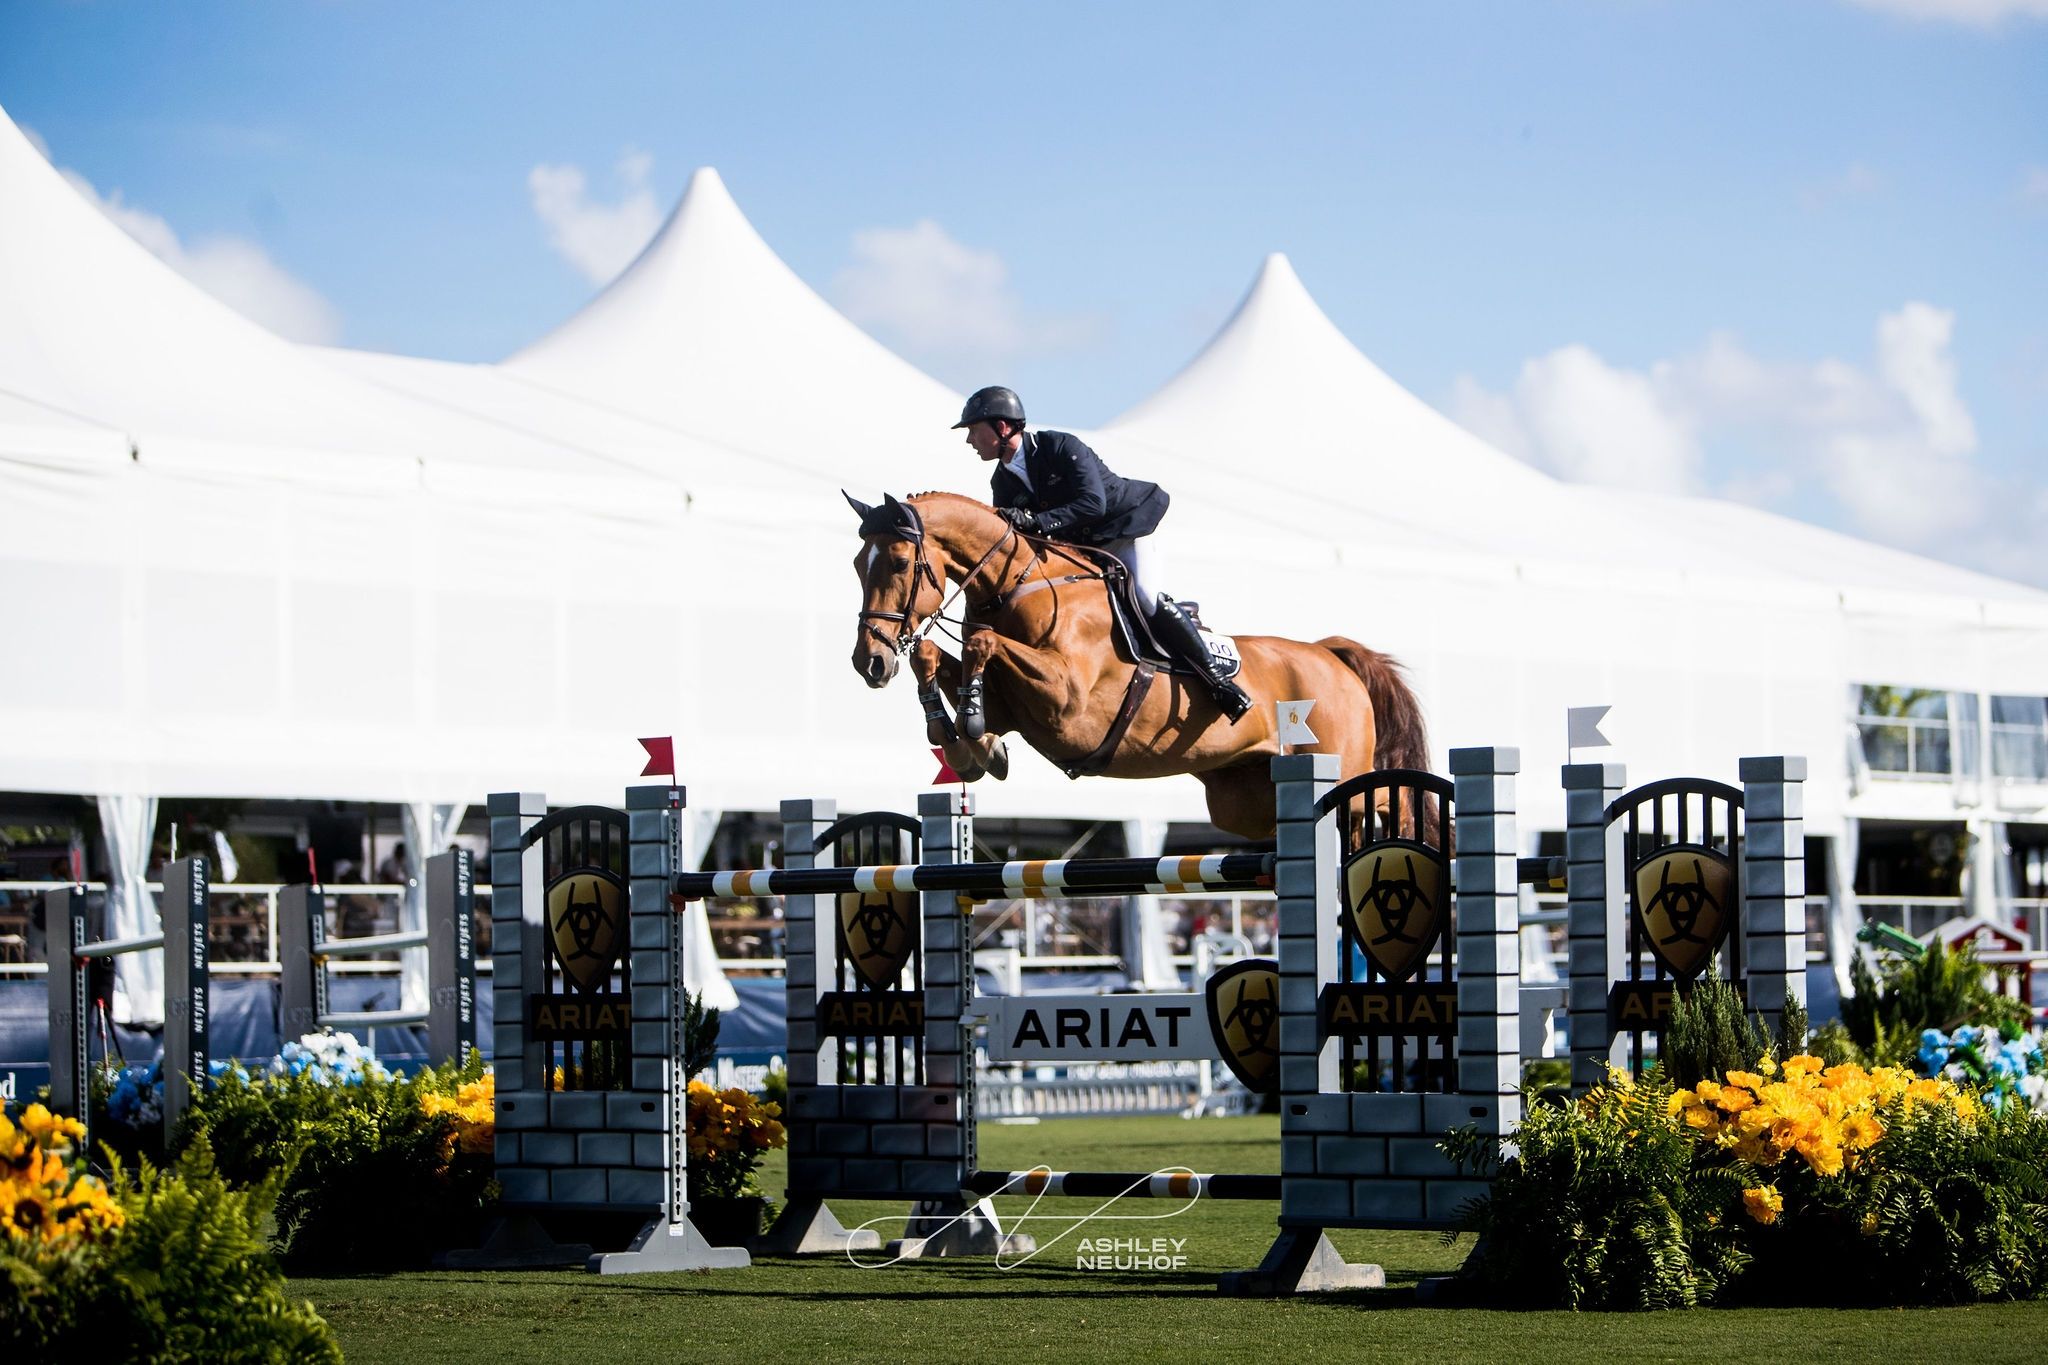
[{"x1": 952, "y1": 386, "x2": 1026, "y2": 430}]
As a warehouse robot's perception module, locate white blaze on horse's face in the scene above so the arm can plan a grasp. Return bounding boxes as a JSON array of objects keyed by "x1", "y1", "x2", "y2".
[{"x1": 851, "y1": 536, "x2": 920, "y2": 688}]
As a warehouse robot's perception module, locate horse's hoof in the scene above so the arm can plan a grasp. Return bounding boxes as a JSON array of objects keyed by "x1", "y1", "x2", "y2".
[{"x1": 985, "y1": 742, "x2": 1009, "y2": 781}]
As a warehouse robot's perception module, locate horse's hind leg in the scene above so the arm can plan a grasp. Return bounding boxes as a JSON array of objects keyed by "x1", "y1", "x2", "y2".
[{"x1": 1199, "y1": 766, "x2": 1279, "y2": 841}]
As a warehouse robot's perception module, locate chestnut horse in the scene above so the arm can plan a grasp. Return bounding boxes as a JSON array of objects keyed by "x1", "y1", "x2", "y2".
[{"x1": 848, "y1": 491, "x2": 1430, "y2": 840}]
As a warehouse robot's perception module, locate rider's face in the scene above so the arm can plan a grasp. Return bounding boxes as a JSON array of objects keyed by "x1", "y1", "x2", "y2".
[{"x1": 964, "y1": 420, "x2": 1011, "y2": 462}]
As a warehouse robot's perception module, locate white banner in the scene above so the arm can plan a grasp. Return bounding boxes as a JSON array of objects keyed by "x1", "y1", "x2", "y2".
[{"x1": 983, "y1": 994, "x2": 1218, "y2": 1062}]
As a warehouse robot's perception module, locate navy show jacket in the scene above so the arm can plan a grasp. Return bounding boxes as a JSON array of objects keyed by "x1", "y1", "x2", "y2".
[{"x1": 987, "y1": 429, "x2": 1169, "y2": 544}]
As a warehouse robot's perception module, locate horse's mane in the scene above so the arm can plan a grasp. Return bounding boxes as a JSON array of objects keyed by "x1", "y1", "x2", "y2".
[{"x1": 905, "y1": 489, "x2": 996, "y2": 512}]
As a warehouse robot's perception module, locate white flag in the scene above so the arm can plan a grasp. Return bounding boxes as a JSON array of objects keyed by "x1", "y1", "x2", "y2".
[
  {"x1": 1276, "y1": 699, "x2": 1318, "y2": 747},
  {"x1": 1568, "y1": 705, "x2": 1612, "y2": 749}
]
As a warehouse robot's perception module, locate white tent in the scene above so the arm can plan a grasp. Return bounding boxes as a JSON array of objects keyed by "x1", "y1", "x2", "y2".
[
  {"x1": 501, "y1": 167, "x2": 966, "y2": 499},
  {"x1": 0, "y1": 116, "x2": 1211, "y2": 836},
  {"x1": 1094, "y1": 253, "x2": 2048, "y2": 835},
  {"x1": 6, "y1": 97, "x2": 2046, "y2": 860}
]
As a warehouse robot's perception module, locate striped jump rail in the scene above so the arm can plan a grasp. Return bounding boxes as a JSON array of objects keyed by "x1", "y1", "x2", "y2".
[
  {"x1": 675, "y1": 852, "x2": 1275, "y2": 902},
  {"x1": 965, "y1": 1168, "x2": 1281, "y2": 1200}
]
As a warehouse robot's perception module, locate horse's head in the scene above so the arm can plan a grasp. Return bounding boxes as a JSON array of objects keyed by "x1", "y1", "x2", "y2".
[{"x1": 847, "y1": 492, "x2": 943, "y2": 688}]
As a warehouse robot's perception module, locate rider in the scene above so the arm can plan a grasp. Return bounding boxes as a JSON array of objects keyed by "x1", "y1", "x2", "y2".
[{"x1": 954, "y1": 385, "x2": 1252, "y2": 721}]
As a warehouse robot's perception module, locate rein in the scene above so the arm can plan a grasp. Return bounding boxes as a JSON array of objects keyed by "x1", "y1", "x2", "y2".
[{"x1": 859, "y1": 520, "x2": 1064, "y2": 656}]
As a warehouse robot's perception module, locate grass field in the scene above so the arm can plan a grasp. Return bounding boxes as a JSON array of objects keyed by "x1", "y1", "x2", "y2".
[{"x1": 293, "y1": 1114, "x2": 2048, "y2": 1363}]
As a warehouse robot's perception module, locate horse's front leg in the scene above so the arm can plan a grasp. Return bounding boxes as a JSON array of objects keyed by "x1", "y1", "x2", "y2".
[
  {"x1": 912, "y1": 640, "x2": 961, "y2": 748},
  {"x1": 913, "y1": 641, "x2": 1009, "y2": 781},
  {"x1": 957, "y1": 629, "x2": 996, "y2": 742}
]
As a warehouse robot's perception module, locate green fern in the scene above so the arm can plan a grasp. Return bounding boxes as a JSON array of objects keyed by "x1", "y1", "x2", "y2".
[{"x1": 1, "y1": 1136, "x2": 341, "y2": 1360}]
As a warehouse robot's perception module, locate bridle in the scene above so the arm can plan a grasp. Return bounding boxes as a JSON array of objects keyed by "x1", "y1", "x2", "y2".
[{"x1": 858, "y1": 520, "x2": 1031, "y2": 658}]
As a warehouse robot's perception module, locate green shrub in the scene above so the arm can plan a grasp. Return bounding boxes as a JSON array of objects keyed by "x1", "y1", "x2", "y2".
[
  {"x1": 2, "y1": 1136, "x2": 341, "y2": 1361},
  {"x1": 1450, "y1": 1075, "x2": 1750, "y2": 1309},
  {"x1": 758, "y1": 1066, "x2": 788, "y2": 1108},
  {"x1": 1843, "y1": 939, "x2": 2030, "y2": 1066},
  {"x1": 188, "y1": 1052, "x2": 495, "y2": 1272},
  {"x1": 1454, "y1": 1058, "x2": 2048, "y2": 1309},
  {"x1": 1660, "y1": 967, "x2": 1807, "y2": 1090}
]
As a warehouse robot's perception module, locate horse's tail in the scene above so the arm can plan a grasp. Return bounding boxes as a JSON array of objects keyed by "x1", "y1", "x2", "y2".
[
  {"x1": 1317, "y1": 637, "x2": 1430, "y2": 773},
  {"x1": 1316, "y1": 637, "x2": 1442, "y2": 846}
]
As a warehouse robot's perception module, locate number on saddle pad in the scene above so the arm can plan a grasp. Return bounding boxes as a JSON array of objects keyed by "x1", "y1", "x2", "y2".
[{"x1": 1199, "y1": 628, "x2": 1241, "y2": 680}]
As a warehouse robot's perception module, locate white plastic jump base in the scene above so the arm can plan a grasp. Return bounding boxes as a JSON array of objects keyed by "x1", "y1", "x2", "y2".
[
  {"x1": 886, "y1": 1196, "x2": 1037, "y2": 1260},
  {"x1": 588, "y1": 1214, "x2": 751, "y2": 1274},
  {"x1": 1217, "y1": 1230, "x2": 1384, "y2": 1297},
  {"x1": 757, "y1": 1197, "x2": 882, "y2": 1256}
]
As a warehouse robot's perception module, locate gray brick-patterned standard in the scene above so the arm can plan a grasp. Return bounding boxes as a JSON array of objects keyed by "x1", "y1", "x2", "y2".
[
  {"x1": 1739, "y1": 756, "x2": 1809, "y2": 1038},
  {"x1": 1226, "y1": 753, "x2": 1383, "y2": 1296},
  {"x1": 486, "y1": 791, "x2": 546, "y2": 1159},
  {"x1": 1564, "y1": 763, "x2": 1627, "y2": 1092},
  {"x1": 1451, "y1": 746, "x2": 1523, "y2": 1108},
  {"x1": 590, "y1": 786, "x2": 749, "y2": 1273}
]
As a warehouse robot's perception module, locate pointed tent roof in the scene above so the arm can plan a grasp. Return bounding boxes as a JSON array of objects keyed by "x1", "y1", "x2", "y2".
[
  {"x1": 504, "y1": 167, "x2": 962, "y2": 495},
  {"x1": 1105, "y1": 252, "x2": 2048, "y2": 608},
  {"x1": 1107, "y1": 253, "x2": 1556, "y2": 501},
  {"x1": 0, "y1": 101, "x2": 656, "y2": 495}
]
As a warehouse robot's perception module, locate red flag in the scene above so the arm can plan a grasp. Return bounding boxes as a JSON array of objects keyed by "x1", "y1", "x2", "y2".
[
  {"x1": 931, "y1": 748, "x2": 963, "y2": 785},
  {"x1": 638, "y1": 736, "x2": 677, "y2": 781}
]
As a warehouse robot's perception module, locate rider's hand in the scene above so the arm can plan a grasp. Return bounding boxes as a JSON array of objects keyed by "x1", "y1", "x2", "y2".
[{"x1": 998, "y1": 507, "x2": 1040, "y2": 533}]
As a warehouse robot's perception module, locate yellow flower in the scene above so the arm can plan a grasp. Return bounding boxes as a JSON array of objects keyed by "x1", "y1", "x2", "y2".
[
  {"x1": 1843, "y1": 1113, "x2": 1883, "y2": 1150},
  {"x1": 1726, "y1": 1070, "x2": 1766, "y2": 1092},
  {"x1": 2, "y1": 1179, "x2": 55, "y2": 1243},
  {"x1": 1797, "y1": 1135, "x2": 1845, "y2": 1178},
  {"x1": 1742, "y1": 1185, "x2": 1783, "y2": 1225},
  {"x1": 1756, "y1": 1056, "x2": 1778, "y2": 1077},
  {"x1": 1782, "y1": 1054, "x2": 1824, "y2": 1078},
  {"x1": 1716, "y1": 1087, "x2": 1757, "y2": 1114}
]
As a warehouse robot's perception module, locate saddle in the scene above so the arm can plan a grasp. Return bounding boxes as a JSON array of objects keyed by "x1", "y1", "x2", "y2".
[{"x1": 1056, "y1": 544, "x2": 1240, "y2": 682}]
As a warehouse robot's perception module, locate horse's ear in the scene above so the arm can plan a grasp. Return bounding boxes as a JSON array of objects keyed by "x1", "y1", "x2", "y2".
[
  {"x1": 843, "y1": 489, "x2": 877, "y2": 523},
  {"x1": 881, "y1": 492, "x2": 903, "y2": 512}
]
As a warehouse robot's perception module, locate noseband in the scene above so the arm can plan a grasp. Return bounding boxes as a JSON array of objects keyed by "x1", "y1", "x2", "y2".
[
  {"x1": 858, "y1": 517, "x2": 1025, "y2": 657},
  {"x1": 858, "y1": 534, "x2": 945, "y2": 655}
]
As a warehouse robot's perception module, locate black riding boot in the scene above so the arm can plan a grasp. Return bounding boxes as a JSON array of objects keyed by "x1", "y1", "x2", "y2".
[{"x1": 1151, "y1": 595, "x2": 1253, "y2": 722}]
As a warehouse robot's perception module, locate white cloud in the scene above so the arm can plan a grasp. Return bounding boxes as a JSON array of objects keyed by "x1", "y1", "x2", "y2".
[
  {"x1": 55, "y1": 166, "x2": 341, "y2": 344},
  {"x1": 1449, "y1": 304, "x2": 2047, "y2": 585},
  {"x1": 526, "y1": 149, "x2": 662, "y2": 286},
  {"x1": 830, "y1": 219, "x2": 1102, "y2": 381},
  {"x1": 1449, "y1": 344, "x2": 1700, "y2": 494},
  {"x1": 1842, "y1": 0, "x2": 2048, "y2": 23},
  {"x1": 2021, "y1": 165, "x2": 2048, "y2": 205}
]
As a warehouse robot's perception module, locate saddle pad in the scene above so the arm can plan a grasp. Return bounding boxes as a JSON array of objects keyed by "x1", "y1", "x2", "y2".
[{"x1": 1201, "y1": 629, "x2": 1243, "y2": 680}]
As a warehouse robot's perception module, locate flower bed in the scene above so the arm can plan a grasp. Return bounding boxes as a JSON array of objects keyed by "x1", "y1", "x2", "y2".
[
  {"x1": 1, "y1": 1104, "x2": 339, "y2": 1356},
  {"x1": 1454, "y1": 1056, "x2": 2048, "y2": 1309}
]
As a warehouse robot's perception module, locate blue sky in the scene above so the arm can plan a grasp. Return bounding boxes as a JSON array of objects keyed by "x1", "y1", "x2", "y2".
[{"x1": 3, "y1": 1, "x2": 2044, "y2": 582}]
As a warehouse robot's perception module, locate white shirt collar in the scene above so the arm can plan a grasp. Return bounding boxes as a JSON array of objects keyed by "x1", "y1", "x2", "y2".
[{"x1": 1000, "y1": 432, "x2": 1031, "y2": 485}]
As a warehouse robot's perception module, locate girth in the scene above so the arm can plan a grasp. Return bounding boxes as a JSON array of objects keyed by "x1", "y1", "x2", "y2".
[{"x1": 1060, "y1": 663, "x2": 1155, "y2": 779}]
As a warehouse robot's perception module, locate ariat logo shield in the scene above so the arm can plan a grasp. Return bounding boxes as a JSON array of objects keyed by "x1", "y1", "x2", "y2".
[
  {"x1": 1343, "y1": 839, "x2": 1449, "y2": 981},
  {"x1": 1632, "y1": 845, "x2": 1735, "y2": 980},
  {"x1": 1205, "y1": 958, "x2": 1279, "y2": 1093},
  {"x1": 546, "y1": 869, "x2": 626, "y2": 993},
  {"x1": 838, "y1": 888, "x2": 918, "y2": 990}
]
